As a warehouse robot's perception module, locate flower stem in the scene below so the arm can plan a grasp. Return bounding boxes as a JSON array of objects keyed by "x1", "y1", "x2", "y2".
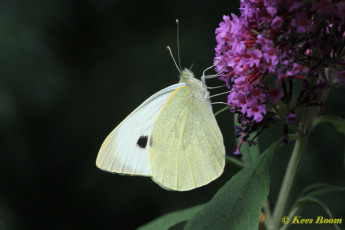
[
  {"x1": 269, "y1": 86, "x2": 331, "y2": 230},
  {"x1": 270, "y1": 107, "x2": 312, "y2": 230},
  {"x1": 225, "y1": 156, "x2": 245, "y2": 169},
  {"x1": 263, "y1": 199, "x2": 273, "y2": 228}
]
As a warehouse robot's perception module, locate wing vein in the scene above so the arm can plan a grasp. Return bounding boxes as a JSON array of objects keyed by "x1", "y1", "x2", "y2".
[
  {"x1": 176, "y1": 100, "x2": 191, "y2": 189},
  {"x1": 189, "y1": 104, "x2": 196, "y2": 187}
]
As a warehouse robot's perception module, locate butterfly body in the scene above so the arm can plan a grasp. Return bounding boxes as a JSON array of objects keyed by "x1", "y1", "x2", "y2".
[{"x1": 96, "y1": 69, "x2": 225, "y2": 191}]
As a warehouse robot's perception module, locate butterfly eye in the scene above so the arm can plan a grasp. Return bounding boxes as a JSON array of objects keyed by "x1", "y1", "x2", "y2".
[{"x1": 180, "y1": 69, "x2": 191, "y2": 79}]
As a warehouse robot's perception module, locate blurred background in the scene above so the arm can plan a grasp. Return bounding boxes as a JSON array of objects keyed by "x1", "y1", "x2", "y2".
[{"x1": 0, "y1": 0, "x2": 344, "y2": 229}]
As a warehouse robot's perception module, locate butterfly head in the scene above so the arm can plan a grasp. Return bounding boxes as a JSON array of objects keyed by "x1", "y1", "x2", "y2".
[
  {"x1": 179, "y1": 68, "x2": 194, "y2": 83},
  {"x1": 179, "y1": 68, "x2": 210, "y2": 100}
]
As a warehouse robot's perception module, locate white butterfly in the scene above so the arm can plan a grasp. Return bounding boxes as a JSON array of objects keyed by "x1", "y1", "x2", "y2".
[{"x1": 96, "y1": 69, "x2": 225, "y2": 191}]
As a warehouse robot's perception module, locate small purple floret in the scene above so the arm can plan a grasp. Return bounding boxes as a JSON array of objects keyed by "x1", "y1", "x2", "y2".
[{"x1": 286, "y1": 113, "x2": 297, "y2": 124}]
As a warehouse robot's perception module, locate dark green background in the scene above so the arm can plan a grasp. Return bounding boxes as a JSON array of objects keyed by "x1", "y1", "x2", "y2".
[{"x1": 0, "y1": 1, "x2": 344, "y2": 229}]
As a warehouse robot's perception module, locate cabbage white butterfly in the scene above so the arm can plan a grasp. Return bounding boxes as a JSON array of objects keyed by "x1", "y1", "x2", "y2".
[{"x1": 96, "y1": 68, "x2": 226, "y2": 191}]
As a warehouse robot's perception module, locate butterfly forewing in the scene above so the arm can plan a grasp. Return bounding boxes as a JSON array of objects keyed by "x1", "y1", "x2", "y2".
[{"x1": 96, "y1": 83, "x2": 185, "y2": 176}]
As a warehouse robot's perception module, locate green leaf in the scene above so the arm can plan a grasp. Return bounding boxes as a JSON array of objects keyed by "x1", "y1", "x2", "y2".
[
  {"x1": 138, "y1": 204, "x2": 204, "y2": 230},
  {"x1": 184, "y1": 138, "x2": 281, "y2": 230},
  {"x1": 241, "y1": 139, "x2": 260, "y2": 164},
  {"x1": 234, "y1": 114, "x2": 260, "y2": 164},
  {"x1": 300, "y1": 183, "x2": 345, "y2": 198},
  {"x1": 313, "y1": 115, "x2": 345, "y2": 134},
  {"x1": 313, "y1": 115, "x2": 345, "y2": 169},
  {"x1": 282, "y1": 197, "x2": 341, "y2": 230},
  {"x1": 281, "y1": 184, "x2": 345, "y2": 230}
]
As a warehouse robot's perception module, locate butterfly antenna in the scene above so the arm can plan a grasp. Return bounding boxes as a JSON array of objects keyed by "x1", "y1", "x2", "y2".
[
  {"x1": 167, "y1": 46, "x2": 181, "y2": 73},
  {"x1": 176, "y1": 19, "x2": 182, "y2": 70},
  {"x1": 189, "y1": 61, "x2": 195, "y2": 70}
]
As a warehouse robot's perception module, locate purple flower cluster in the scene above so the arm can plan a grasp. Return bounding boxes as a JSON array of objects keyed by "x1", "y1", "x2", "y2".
[
  {"x1": 215, "y1": 0, "x2": 345, "y2": 153},
  {"x1": 214, "y1": 13, "x2": 281, "y2": 123}
]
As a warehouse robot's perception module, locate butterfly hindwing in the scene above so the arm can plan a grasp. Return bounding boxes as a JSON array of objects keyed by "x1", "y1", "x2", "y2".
[
  {"x1": 96, "y1": 83, "x2": 185, "y2": 176},
  {"x1": 149, "y1": 86, "x2": 225, "y2": 191}
]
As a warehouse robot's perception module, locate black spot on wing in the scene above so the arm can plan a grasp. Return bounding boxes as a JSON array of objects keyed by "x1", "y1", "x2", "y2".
[{"x1": 137, "y1": 136, "x2": 148, "y2": 149}]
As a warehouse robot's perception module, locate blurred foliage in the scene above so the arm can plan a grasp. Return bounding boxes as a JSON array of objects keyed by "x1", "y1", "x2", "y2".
[{"x1": 0, "y1": 0, "x2": 344, "y2": 230}]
